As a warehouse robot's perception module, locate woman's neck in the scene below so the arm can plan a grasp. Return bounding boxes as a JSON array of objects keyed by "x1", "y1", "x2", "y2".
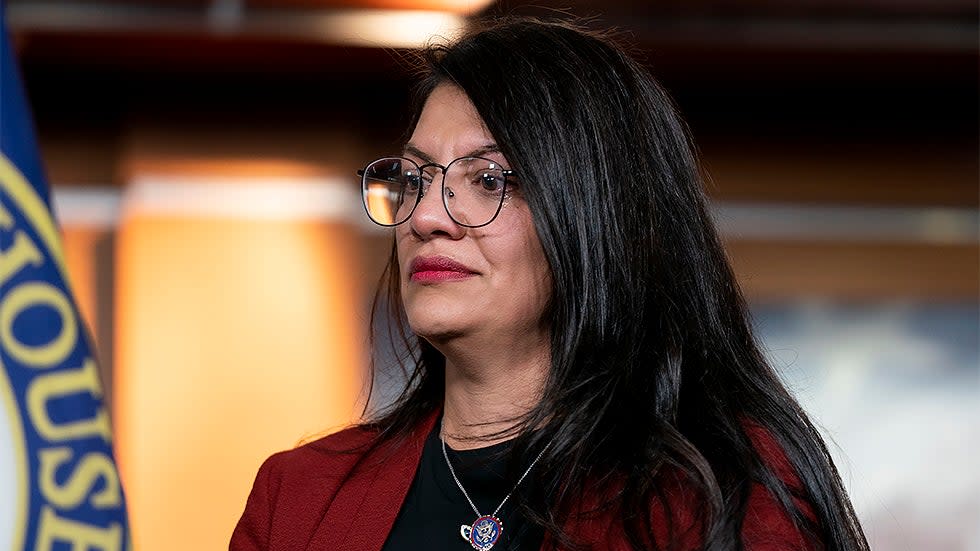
[{"x1": 437, "y1": 333, "x2": 550, "y2": 450}]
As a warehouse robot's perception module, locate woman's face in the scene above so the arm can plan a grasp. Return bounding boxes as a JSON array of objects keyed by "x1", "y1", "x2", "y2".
[{"x1": 396, "y1": 83, "x2": 552, "y2": 345}]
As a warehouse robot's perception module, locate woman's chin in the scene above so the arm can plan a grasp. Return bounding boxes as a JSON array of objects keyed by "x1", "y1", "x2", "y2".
[
  {"x1": 403, "y1": 295, "x2": 475, "y2": 340},
  {"x1": 408, "y1": 316, "x2": 467, "y2": 344}
]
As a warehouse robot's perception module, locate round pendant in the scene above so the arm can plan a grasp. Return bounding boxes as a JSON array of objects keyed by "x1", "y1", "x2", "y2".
[{"x1": 462, "y1": 515, "x2": 503, "y2": 551}]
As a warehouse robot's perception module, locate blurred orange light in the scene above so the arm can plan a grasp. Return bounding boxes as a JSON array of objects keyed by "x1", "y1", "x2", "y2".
[{"x1": 114, "y1": 174, "x2": 369, "y2": 551}]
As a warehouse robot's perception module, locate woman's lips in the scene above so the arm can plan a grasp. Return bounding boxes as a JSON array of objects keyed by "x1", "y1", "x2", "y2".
[{"x1": 409, "y1": 256, "x2": 476, "y2": 283}]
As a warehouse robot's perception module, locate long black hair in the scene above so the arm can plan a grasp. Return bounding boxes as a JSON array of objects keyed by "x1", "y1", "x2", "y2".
[{"x1": 365, "y1": 16, "x2": 868, "y2": 551}]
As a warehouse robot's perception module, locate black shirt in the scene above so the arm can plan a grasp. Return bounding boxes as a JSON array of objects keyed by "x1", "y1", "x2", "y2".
[{"x1": 381, "y1": 421, "x2": 544, "y2": 551}]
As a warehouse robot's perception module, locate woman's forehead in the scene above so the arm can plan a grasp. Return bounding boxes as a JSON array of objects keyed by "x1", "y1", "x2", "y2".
[{"x1": 407, "y1": 84, "x2": 497, "y2": 160}]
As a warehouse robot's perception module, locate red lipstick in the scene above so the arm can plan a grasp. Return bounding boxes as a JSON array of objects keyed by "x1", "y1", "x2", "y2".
[{"x1": 409, "y1": 255, "x2": 476, "y2": 283}]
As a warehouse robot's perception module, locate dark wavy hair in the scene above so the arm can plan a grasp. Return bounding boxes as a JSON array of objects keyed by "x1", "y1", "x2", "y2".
[{"x1": 364, "y1": 16, "x2": 869, "y2": 551}]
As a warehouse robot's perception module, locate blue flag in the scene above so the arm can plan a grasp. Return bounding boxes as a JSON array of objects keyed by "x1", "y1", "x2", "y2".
[{"x1": 0, "y1": 4, "x2": 131, "y2": 550}]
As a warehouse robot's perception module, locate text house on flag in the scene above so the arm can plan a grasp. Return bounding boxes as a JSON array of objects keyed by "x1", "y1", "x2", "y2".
[{"x1": 0, "y1": 3, "x2": 131, "y2": 550}]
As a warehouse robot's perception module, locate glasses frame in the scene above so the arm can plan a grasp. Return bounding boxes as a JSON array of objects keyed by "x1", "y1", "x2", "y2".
[{"x1": 358, "y1": 156, "x2": 517, "y2": 228}]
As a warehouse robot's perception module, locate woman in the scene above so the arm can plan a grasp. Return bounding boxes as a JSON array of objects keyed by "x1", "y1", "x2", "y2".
[{"x1": 231, "y1": 16, "x2": 869, "y2": 551}]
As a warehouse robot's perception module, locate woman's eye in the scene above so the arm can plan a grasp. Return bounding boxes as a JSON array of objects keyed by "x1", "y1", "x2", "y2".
[
  {"x1": 476, "y1": 172, "x2": 506, "y2": 193},
  {"x1": 404, "y1": 172, "x2": 435, "y2": 193},
  {"x1": 403, "y1": 174, "x2": 422, "y2": 192}
]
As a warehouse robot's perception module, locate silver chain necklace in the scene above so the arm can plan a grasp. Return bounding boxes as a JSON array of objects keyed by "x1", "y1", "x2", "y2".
[{"x1": 440, "y1": 426, "x2": 546, "y2": 551}]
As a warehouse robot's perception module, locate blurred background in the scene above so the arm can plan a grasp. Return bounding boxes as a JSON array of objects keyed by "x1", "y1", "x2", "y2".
[{"x1": 4, "y1": 0, "x2": 977, "y2": 549}]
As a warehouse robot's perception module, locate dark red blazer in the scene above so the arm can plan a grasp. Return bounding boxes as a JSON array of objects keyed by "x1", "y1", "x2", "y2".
[{"x1": 230, "y1": 411, "x2": 816, "y2": 550}]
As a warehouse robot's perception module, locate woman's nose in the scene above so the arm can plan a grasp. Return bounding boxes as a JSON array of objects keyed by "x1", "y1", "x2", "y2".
[{"x1": 408, "y1": 176, "x2": 465, "y2": 240}]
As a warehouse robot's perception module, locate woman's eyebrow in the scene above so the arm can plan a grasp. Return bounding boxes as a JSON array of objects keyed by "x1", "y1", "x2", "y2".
[
  {"x1": 402, "y1": 143, "x2": 502, "y2": 164},
  {"x1": 402, "y1": 144, "x2": 435, "y2": 164},
  {"x1": 465, "y1": 144, "x2": 502, "y2": 158}
]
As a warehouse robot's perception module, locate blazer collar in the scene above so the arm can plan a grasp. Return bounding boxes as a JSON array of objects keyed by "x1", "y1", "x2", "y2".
[{"x1": 306, "y1": 409, "x2": 440, "y2": 551}]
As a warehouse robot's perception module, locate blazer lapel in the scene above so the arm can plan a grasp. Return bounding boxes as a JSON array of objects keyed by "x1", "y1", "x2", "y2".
[{"x1": 306, "y1": 411, "x2": 438, "y2": 551}]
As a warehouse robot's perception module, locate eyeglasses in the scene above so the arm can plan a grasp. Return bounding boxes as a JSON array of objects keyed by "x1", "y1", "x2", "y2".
[{"x1": 358, "y1": 156, "x2": 516, "y2": 228}]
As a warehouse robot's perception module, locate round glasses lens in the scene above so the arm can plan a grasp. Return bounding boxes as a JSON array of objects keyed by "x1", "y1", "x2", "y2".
[
  {"x1": 362, "y1": 158, "x2": 422, "y2": 225},
  {"x1": 444, "y1": 157, "x2": 508, "y2": 227}
]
